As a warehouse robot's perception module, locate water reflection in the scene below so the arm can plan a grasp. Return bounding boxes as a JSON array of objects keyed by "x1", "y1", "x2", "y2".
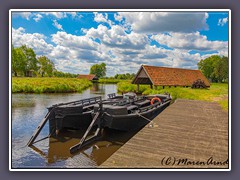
[
  {"x1": 29, "y1": 128, "x2": 139, "y2": 167},
  {"x1": 12, "y1": 84, "x2": 138, "y2": 168},
  {"x1": 90, "y1": 82, "x2": 105, "y2": 95}
]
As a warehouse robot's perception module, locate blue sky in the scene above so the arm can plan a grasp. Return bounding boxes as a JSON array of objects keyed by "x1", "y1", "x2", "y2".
[{"x1": 11, "y1": 11, "x2": 229, "y2": 76}]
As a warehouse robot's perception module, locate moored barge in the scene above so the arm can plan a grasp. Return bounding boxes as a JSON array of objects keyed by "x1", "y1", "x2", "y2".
[{"x1": 27, "y1": 92, "x2": 172, "y2": 153}]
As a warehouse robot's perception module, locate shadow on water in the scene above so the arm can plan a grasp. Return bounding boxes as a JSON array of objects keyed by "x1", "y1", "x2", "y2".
[{"x1": 30, "y1": 128, "x2": 140, "y2": 167}]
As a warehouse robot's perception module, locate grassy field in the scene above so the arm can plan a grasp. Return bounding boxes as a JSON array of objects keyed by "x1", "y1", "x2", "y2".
[
  {"x1": 98, "y1": 78, "x2": 130, "y2": 84},
  {"x1": 117, "y1": 81, "x2": 229, "y2": 110},
  {"x1": 12, "y1": 77, "x2": 92, "y2": 93}
]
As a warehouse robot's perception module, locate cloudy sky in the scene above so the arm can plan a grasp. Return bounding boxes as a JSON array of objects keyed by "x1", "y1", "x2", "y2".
[{"x1": 11, "y1": 10, "x2": 229, "y2": 76}]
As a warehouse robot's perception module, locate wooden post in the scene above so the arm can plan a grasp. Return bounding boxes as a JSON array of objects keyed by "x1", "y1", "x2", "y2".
[
  {"x1": 163, "y1": 86, "x2": 165, "y2": 89},
  {"x1": 150, "y1": 84, "x2": 153, "y2": 89},
  {"x1": 137, "y1": 84, "x2": 139, "y2": 92},
  {"x1": 154, "y1": 85, "x2": 157, "y2": 90}
]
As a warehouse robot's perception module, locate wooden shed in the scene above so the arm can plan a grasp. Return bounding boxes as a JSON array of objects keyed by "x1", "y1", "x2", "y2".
[
  {"x1": 132, "y1": 65, "x2": 210, "y2": 90},
  {"x1": 25, "y1": 70, "x2": 34, "y2": 77},
  {"x1": 77, "y1": 74, "x2": 99, "y2": 81}
]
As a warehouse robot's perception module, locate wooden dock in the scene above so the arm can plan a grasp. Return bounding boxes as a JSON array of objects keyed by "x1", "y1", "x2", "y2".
[{"x1": 101, "y1": 99, "x2": 229, "y2": 169}]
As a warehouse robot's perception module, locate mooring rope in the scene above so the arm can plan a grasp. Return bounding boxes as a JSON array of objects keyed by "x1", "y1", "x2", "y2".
[{"x1": 136, "y1": 112, "x2": 152, "y2": 122}]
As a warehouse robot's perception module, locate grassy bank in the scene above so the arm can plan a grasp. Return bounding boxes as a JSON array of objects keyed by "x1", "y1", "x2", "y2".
[
  {"x1": 12, "y1": 77, "x2": 92, "y2": 93},
  {"x1": 98, "y1": 78, "x2": 130, "y2": 84},
  {"x1": 117, "y1": 82, "x2": 228, "y2": 110}
]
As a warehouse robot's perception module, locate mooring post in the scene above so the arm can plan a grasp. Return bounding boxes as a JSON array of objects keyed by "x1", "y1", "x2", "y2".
[{"x1": 137, "y1": 84, "x2": 140, "y2": 92}]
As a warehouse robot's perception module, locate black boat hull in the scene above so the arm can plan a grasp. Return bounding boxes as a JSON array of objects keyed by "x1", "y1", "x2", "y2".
[
  {"x1": 102, "y1": 100, "x2": 171, "y2": 131},
  {"x1": 48, "y1": 94, "x2": 172, "y2": 135}
]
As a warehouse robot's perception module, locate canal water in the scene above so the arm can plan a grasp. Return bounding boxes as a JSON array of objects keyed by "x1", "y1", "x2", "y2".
[{"x1": 11, "y1": 83, "x2": 139, "y2": 168}]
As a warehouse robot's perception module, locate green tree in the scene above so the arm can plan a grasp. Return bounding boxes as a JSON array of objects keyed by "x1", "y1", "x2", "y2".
[
  {"x1": 12, "y1": 45, "x2": 27, "y2": 76},
  {"x1": 198, "y1": 55, "x2": 228, "y2": 83},
  {"x1": 12, "y1": 45, "x2": 18, "y2": 76},
  {"x1": 38, "y1": 56, "x2": 55, "y2": 77},
  {"x1": 90, "y1": 63, "x2": 106, "y2": 78},
  {"x1": 20, "y1": 45, "x2": 38, "y2": 76},
  {"x1": 114, "y1": 73, "x2": 136, "y2": 80},
  {"x1": 213, "y1": 56, "x2": 228, "y2": 82}
]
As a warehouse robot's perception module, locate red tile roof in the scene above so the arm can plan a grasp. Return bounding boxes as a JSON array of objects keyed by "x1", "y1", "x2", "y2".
[
  {"x1": 133, "y1": 65, "x2": 210, "y2": 87},
  {"x1": 77, "y1": 74, "x2": 98, "y2": 81}
]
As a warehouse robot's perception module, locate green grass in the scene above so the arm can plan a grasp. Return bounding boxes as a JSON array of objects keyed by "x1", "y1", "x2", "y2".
[
  {"x1": 117, "y1": 82, "x2": 229, "y2": 111},
  {"x1": 12, "y1": 77, "x2": 92, "y2": 93},
  {"x1": 98, "y1": 78, "x2": 130, "y2": 84},
  {"x1": 117, "y1": 81, "x2": 150, "y2": 93}
]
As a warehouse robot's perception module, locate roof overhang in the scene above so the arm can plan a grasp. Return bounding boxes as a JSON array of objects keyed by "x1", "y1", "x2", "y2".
[{"x1": 132, "y1": 65, "x2": 154, "y2": 85}]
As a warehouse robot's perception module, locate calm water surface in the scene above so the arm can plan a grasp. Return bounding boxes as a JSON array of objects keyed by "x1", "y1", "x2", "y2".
[{"x1": 11, "y1": 84, "x2": 138, "y2": 168}]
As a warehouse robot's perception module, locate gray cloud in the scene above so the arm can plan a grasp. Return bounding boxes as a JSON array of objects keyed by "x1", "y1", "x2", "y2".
[{"x1": 119, "y1": 12, "x2": 209, "y2": 33}]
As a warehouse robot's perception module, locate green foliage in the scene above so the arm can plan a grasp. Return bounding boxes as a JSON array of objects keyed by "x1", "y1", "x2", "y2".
[
  {"x1": 117, "y1": 81, "x2": 150, "y2": 93},
  {"x1": 12, "y1": 45, "x2": 27, "y2": 76},
  {"x1": 53, "y1": 71, "x2": 78, "y2": 78},
  {"x1": 12, "y1": 44, "x2": 78, "y2": 78},
  {"x1": 19, "y1": 45, "x2": 38, "y2": 74},
  {"x1": 90, "y1": 63, "x2": 106, "y2": 78},
  {"x1": 198, "y1": 55, "x2": 228, "y2": 82},
  {"x1": 113, "y1": 73, "x2": 136, "y2": 80},
  {"x1": 12, "y1": 77, "x2": 92, "y2": 93},
  {"x1": 38, "y1": 56, "x2": 55, "y2": 77},
  {"x1": 98, "y1": 78, "x2": 129, "y2": 84},
  {"x1": 117, "y1": 82, "x2": 228, "y2": 111}
]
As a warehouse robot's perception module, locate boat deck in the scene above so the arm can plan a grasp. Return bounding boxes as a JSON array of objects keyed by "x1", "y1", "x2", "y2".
[{"x1": 100, "y1": 99, "x2": 229, "y2": 169}]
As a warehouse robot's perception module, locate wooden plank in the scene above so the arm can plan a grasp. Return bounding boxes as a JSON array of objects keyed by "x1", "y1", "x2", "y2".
[
  {"x1": 70, "y1": 112, "x2": 100, "y2": 154},
  {"x1": 101, "y1": 99, "x2": 228, "y2": 168},
  {"x1": 27, "y1": 110, "x2": 53, "y2": 146}
]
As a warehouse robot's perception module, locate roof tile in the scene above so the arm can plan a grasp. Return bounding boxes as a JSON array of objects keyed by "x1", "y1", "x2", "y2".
[
  {"x1": 141, "y1": 65, "x2": 210, "y2": 86},
  {"x1": 77, "y1": 74, "x2": 98, "y2": 81}
]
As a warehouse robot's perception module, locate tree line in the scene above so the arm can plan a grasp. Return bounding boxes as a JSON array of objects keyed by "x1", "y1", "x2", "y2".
[
  {"x1": 12, "y1": 45, "x2": 78, "y2": 78},
  {"x1": 13, "y1": 45, "x2": 227, "y2": 82},
  {"x1": 89, "y1": 62, "x2": 135, "y2": 80},
  {"x1": 198, "y1": 55, "x2": 228, "y2": 83}
]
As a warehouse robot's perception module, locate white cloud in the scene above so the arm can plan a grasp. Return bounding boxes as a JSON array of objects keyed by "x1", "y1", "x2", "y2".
[
  {"x1": 12, "y1": 27, "x2": 54, "y2": 55},
  {"x1": 151, "y1": 32, "x2": 228, "y2": 53},
  {"x1": 11, "y1": 11, "x2": 229, "y2": 76},
  {"x1": 93, "y1": 12, "x2": 113, "y2": 26},
  {"x1": 67, "y1": 12, "x2": 77, "y2": 18},
  {"x1": 86, "y1": 24, "x2": 148, "y2": 49},
  {"x1": 12, "y1": 12, "x2": 32, "y2": 20},
  {"x1": 41, "y1": 12, "x2": 67, "y2": 19},
  {"x1": 51, "y1": 31, "x2": 99, "y2": 50},
  {"x1": 119, "y1": 12, "x2": 209, "y2": 33},
  {"x1": 114, "y1": 13, "x2": 123, "y2": 22},
  {"x1": 33, "y1": 14, "x2": 43, "y2": 22},
  {"x1": 218, "y1": 17, "x2": 228, "y2": 26},
  {"x1": 52, "y1": 20, "x2": 63, "y2": 30}
]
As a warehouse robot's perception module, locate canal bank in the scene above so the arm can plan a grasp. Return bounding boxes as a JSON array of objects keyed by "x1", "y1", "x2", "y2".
[{"x1": 101, "y1": 99, "x2": 228, "y2": 169}]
